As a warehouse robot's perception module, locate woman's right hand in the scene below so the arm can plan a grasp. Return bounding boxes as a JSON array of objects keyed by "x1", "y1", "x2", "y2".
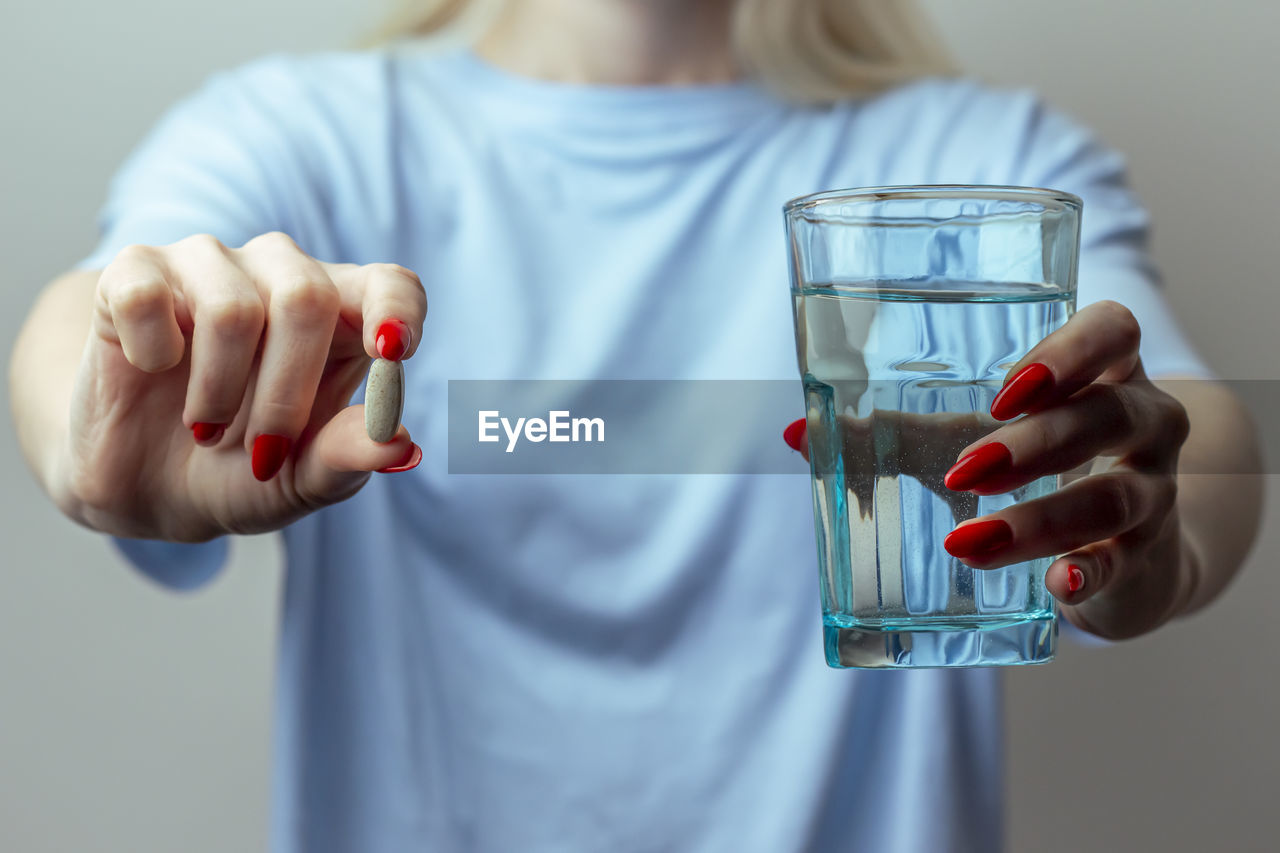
[{"x1": 58, "y1": 232, "x2": 427, "y2": 542}]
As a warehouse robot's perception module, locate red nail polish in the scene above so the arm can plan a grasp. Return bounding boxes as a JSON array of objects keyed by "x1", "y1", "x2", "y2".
[
  {"x1": 944, "y1": 442, "x2": 1012, "y2": 491},
  {"x1": 375, "y1": 319, "x2": 411, "y2": 361},
  {"x1": 378, "y1": 443, "x2": 422, "y2": 474},
  {"x1": 251, "y1": 434, "x2": 292, "y2": 482},
  {"x1": 943, "y1": 519, "x2": 1013, "y2": 559},
  {"x1": 991, "y1": 363, "x2": 1054, "y2": 421},
  {"x1": 783, "y1": 418, "x2": 807, "y2": 453},
  {"x1": 192, "y1": 422, "x2": 226, "y2": 444},
  {"x1": 1067, "y1": 564, "x2": 1085, "y2": 594}
]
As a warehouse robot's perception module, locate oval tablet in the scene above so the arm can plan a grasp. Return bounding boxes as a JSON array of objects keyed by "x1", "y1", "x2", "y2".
[{"x1": 364, "y1": 358, "x2": 405, "y2": 444}]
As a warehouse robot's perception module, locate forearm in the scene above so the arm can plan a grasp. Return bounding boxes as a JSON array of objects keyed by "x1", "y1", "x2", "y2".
[
  {"x1": 1157, "y1": 377, "x2": 1264, "y2": 615},
  {"x1": 8, "y1": 269, "x2": 99, "y2": 505}
]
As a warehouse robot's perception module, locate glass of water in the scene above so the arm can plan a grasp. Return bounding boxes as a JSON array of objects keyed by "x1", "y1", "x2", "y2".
[{"x1": 784, "y1": 186, "x2": 1082, "y2": 669}]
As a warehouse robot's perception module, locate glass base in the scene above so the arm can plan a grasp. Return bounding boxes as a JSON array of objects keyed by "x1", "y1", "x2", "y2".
[{"x1": 823, "y1": 614, "x2": 1057, "y2": 669}]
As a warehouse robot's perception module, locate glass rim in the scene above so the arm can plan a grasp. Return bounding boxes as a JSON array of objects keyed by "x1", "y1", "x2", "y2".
[{"x1": 783, "y1": 184, "x2": 1083, "y2": 217}]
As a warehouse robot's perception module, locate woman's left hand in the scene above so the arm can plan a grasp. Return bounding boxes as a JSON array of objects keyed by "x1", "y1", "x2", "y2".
[{"x1": 941, "y1": 300, "x2": 1196, "y2": 640}]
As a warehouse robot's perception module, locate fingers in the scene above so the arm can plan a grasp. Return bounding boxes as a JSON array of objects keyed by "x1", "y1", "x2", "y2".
[
  {"x1": 326, "y1": 261, "x2": 427, "y2": 362},
  {"x1": 942, "y1": 469, "x2": 1176, "y2": 569},
  {"x1": 167, "y1": 236, "x2": 265, "y2": 439},
  {"x1": 95, "y1": 245, "x2": 186, "y2": 373},
  {"x1": 96, "y1": 232, "x2": 428, "y2": 485},
  {"x1": 945, "y1": 382, "x2": 1185, "y2": 494},
  {"x1": 991, "y1": 300, "x2": 1145, "y2": 421},
  {"x1": 1045, "y1": 545, "x2": 1114, "y2": 608},
  {"x1": 292, "y1": 405, "x2": 422, "y2": 503},
  {"x1": 236, "y1": 233, "x2": 341, "y2": 478},
  {"x1": 1044, "y1": 530, "x2": 1187, "y2": 640}
]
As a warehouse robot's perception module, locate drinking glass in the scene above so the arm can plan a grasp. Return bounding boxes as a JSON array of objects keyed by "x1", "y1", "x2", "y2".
[{"x1": 784, "y1": 186, "x2": 1082, "y2": 668}]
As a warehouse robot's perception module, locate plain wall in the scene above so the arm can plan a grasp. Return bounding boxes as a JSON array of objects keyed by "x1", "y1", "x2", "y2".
[{"x1": 2, "y1": 1, "x2": 1276, "y2": 851}]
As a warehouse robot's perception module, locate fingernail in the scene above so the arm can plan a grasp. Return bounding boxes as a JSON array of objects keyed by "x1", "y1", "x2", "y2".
[
  {"x1": 1067, "y1": 563, "x2": 1085, "y2": 594},
  {"x1": 944, "y1": 442, "x2": 1012, "y2": 491},
  {"x1": 192, "y1": 422, "x2": 226, "y2": 445},
  {"x1": 783, "y1": 418, "x2": 807, "y2": 453},
  {"x1": 991, "y1": 363, "x2": 1054, "y2": 421},
  {"x1": 943, "y1": 519, "x2": 1013, "y2": 559},
  {"x1": 377, "y1": 442, "x2": 422, "y2": 474},
  {"x1": 251, "y1": 434, "x2": 292, "y2": 481},
  {"x1": 375, "y1": 319, "x2": 411, "y2": 361}
]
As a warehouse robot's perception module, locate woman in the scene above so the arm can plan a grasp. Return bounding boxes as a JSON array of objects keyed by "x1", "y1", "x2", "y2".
[{"x1": 8, "y1": 0, "x2": 1263, "y2": 850}]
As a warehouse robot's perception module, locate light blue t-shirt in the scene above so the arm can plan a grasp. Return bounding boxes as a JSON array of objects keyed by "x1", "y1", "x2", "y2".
[{"x1": 83, "y1": 48, "x2": 1209, "y2": 853}]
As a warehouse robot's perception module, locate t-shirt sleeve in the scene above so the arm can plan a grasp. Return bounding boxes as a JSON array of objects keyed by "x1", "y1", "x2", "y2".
[
  {"x1": 112, "y1": 537, "x2": 231, "y2": 591},
  {"x1": 77, "y1": 56, "x2": 311, "y2": 271},
  {"x1": 1005, "y1": 93, "x2": 1213, "y2": 379},
  {"x1": 81, "y1": 58, "x2": 312, "y2": 588}
]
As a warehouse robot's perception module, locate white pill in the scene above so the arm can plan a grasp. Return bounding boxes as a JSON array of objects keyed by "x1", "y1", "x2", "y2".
[{"x1": 365, "y1": 358, "x2": 404, "y2": 444}]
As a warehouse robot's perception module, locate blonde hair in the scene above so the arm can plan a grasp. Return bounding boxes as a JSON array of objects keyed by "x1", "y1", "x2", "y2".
[{"x1": 369, "y1": 0, "x2": 955, "y2": 103}]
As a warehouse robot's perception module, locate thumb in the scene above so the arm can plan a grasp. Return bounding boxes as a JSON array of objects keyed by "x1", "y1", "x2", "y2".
[
  {"x1": 293, "y1": 405, "x2": 421, "y2": 503},
  {"x1": 783, "y1": 418, "x2": 810, "y2": 462}
]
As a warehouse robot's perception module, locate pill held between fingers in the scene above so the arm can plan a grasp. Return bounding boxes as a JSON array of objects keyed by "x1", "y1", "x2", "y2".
[{"x1": 365, "y1": 358, "x2": 405, "y2": 444}]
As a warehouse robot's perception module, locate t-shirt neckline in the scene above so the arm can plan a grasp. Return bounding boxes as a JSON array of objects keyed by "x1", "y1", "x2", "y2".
[{"x1": 420, "y1": 46, "x2": 783, "y2": 133}]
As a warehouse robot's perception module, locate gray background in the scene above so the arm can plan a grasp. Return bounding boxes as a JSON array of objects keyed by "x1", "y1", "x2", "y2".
[{"x1": 2, "y1": 1, "x2": 1275, "y2": 850}]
